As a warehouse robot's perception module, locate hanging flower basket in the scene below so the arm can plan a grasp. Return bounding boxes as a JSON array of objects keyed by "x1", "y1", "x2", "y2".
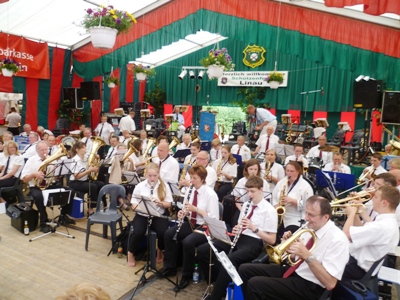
[
  {"x1": 89, "y1": 26, "x2": 118, "y2": 49},
  {"x1": 207, "y1": 65, "x2": 224, "y2": 79},
  {"x1": 108, "y1": 82, "x2": 116, "y2": 88},
  {"x1": 269, "y1": 81, "x2": 280, "y2": 89},
  {"x1": 1, "y1": 68, "x2": 14, "y2": 77},
  {"x1": 136, "y1": 72, "x2": 148, "y2": 81}
]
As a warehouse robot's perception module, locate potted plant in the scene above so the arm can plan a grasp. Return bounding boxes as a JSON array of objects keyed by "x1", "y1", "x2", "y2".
[
  {"x1": 265, "y1": 71, "x2": 284, "y2": 89},
  {"x1": 0, "y1": 58, "x2": 21, "y2": 77},
  {"x1": 82, "y1": 5, "x2": 137, "y2": 49},
  {"x1": 199, "y1": 47, "x2": 235, "y2": 79},
  {"x1": 133, "y1": 64, "x2": 156, "y2": 81},
  {"x1": 104, "y1": 76, "x2": 120, "y2": 88}
]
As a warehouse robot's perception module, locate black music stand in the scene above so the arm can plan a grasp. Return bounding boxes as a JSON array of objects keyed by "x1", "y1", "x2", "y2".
[
  {"x1": 29, "y1": 190, "x2": 74, "y2": 242},
  {"x1": 130, "y1": 195, "x2": 176, "y2": 299},
  {"x1": 174, "y1": 149, "x2": 191, "y2": 164}
]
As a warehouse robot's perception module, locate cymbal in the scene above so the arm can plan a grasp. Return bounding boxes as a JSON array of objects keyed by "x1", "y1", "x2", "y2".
[{"x1": 318, "y1": 145, "x2": 340, "y2": 152}]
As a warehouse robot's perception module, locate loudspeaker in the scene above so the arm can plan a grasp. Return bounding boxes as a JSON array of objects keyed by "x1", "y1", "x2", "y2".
[
  {"x1": 80, "y1": 81, "x2": 100, "y2": 100},
  {"x1": 353, "y1": 80, "x2": 383, "y2": 109},
  {"x1": 63, "y1": 88, "x2": 83, "y2": 109},
  {"x1": 381, "y1": 91, "x2": 400, "y2": 125}
]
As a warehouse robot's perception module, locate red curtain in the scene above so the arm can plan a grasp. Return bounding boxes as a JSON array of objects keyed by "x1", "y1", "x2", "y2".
[
  {"x1": 371, "y1": 110, "x2": 382, "y2": 142},
  {"x1": 164, "y1": 104, "x2": 193, "y2": 128},
  {"x1": 325, "y1": 0, "x2": 400, "y2": 16},
  {"x1": 340, "y1": 112, "x2": 356, "y2": 143},
  {"x1": 288, "y1": 110, "x2": 301, "y2": 125},
  {"x1": 109, "y1": 69, "x2": 120, "y2": 112},
  {"x1": 313, "y1": 112, "x2": 328, "y2": 122}
]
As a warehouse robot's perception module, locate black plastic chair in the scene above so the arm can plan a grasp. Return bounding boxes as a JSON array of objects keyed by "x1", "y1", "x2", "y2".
[
  {"x1": 340, "y1": 130, "x2": 365, "y2": 165},
  {"x1": 0, "y1": 178, "x2": 25, "y2": 205},
  {"x1": 326, "y1": 129, "x2": 345, "y2": 148},
  {"x1": 85, "y1": 184, "x2": 125, "y2": 252}
]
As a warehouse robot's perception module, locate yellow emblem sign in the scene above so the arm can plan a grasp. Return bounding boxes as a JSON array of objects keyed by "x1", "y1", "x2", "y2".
[{"x1": 243, "y1": 45, "x2": 266, "y2": 68}]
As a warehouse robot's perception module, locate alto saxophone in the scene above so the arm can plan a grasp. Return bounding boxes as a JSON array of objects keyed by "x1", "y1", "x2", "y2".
[
  {"x1": 264, "y1": 161, "x2": 272, "y2": 181},
  {"x1": 276, "y1": 178, "x2": 288, "y2": 225},
  {"x1": 178, "y1": 157, "x2": 194, "y2": 188},
  {"x1": 214, "y1": 159, "x2": 223, "y2": 191},
  {"x1": 173, "y1": 184, "x2": 194, "y2": 241}
]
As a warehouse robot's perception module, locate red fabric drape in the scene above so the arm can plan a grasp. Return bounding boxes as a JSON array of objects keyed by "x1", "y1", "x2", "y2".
[
  {"x1": 313, "y1": 112, "x2": 328, "y2": 121},
  {"x1": 325, "y1": 0, "x2": 400, "y2": 16},
  {"x1": 48, "y1": 47, "x2": 65, "y2": 130},
  {"x1": 25, "y1": 78, "x2": 39, "y2": 128},
  {"x1": 269, "y1": 108, "x2": 276, "y2": 116},
  {"x1": 371, "y1": 110, "x2": 382, "y2": 142},
  {"x1": 288, "y1": 110, "x2": 301, "y2": 125},
  {"x1": 139, "y1": 81, "x2": 146, "y2": 103},
  {"x1": 164, "y1": 104, "x2": 193, "y2": 128},
  {"x1": 109, "y1": 69, "x2": 120, "y2": 112},
  {"x1": 340, "y1": 112, "x2": 356, "y2": 143}
]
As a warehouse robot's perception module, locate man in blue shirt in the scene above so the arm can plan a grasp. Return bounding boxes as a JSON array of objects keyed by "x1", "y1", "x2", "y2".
[
  {"x1": 247, "y1": 105, "x2": 277, "y2": 136},
  {"x1": 173, "y1": 106, "x2": 185, "y2": 138}
]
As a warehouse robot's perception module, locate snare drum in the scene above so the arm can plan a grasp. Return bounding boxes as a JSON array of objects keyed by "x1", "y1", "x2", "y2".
[{"x1": 308, "y1": 157, "x2": 323, "y2": 174}]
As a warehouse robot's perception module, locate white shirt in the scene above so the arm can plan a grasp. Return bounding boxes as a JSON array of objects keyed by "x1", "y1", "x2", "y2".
[
  {"x1": 176, "y1": 142, "x2": 191, "y2": 151},
  {"x1": 185, "y1": 165, "x2": 217, "y2": 190},
  {"x1": 296, "y1": 220, "x2": 349, "y2": 287},
  {"x1": 21, "y1": 154, "x2": 44, "y2": 187},
  {"x1": 184, "y1": 184, "x2": 219, "y2": 225},
  {"x1": 119, "y1": 136, "x2": 132, "y2": 146},
  {"x1": 94, "y1": 122, "x2": 114, "y2": 145},
  {"x1": 209, "y1": 148, "x2": 221, "y2": 163},
  {"x1": 105, "y1": 146, "x2": 117, "y2": 160},
  {"x1": 255, "y1": 134, "x2": 280, "y2": 153},
  {"x1": 306, "y1": 145, "x2": 333, "y2": 165},
  {"x1": 80, "y1": 137, "x2": 93, "y2": 155},
  {"x1": 212, "y1": 158, "x2": 238, "y2": 183},
  {"x1": 232, "y1": 177, "x2": 271, "y2": 203},
  {"x1": 361, "y1": 165, "x2": 387, "y2": 190},
  {"x1": 231, "y1": 144, "x2": 251, "y2": 162},
  {"x1": 118, "y1": 115, "x2": 136, "y2": 133},
  {"x1": 131, "y1": 179, "x2": 173, "y2": 216},
  {"x1": 0, "y1": 154, "x2": 24, "y2": 177},
  {"x1": 284, "y1": 154, "x2": 309, "y2": 168},
  {"x1": 173, "y1": 113, "x2": 185, "y2": 126},
  {"x1": 239, "y1": 198, "x2": 278, "y2": 239},
  {"x1": 152, "y1": 155, "x2": 180, "y2": 184},
  {"x1": 47, "y1": 145, "x2": 59, "y2": 156},
  {"x1": 128, "y1": 152, "x2": 143, "y2": 170},
  {"x1": 260, "y1": 162, "x2": 285, "y2": 193},
  {"x1": 22, "y1": 142, "x2": 39, "y2": 159},
  {"x1": 5, "y1": 112, "x2": 21, "y2": 127},
  {"x1": 350, "y1": 213, "x2": 399, "y2": 272},
  {"x1": 272, "y1": 176, "x2": 314, "y2": 227},
  {"x1": 141, "y1": 138, "x2": 148, "y2": 153},
  {"x1": 70, "y1": 155, "x2": 88, "y2": 181},
  {"x1": 323, "y1": 162, "x2": 351, "y2": 174}
]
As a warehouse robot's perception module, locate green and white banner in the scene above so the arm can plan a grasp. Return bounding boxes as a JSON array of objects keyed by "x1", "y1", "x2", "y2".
[{"x1": 217, "y1": 71, "x2": 289, "y2": 87}]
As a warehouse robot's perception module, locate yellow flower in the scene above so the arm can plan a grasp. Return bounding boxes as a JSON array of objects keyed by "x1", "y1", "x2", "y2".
[
  {"x1": 127, "y1": 12, "x2": 137, "y2": 23},
  {"x1": 112, "y1": 15, "x2": 118, "y2": 20},
  {"x1": 110, "y1": 9, "x2": 115, "y2": 15}
]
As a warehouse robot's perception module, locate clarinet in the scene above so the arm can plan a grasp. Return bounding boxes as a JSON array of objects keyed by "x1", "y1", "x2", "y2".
[
  {"x1": 229, "y1": 198, "x2": 252, "y2": 254},
  {"x1": 150, "y1": 181, "x2": 154, "y2": 195},
  {"x1": 173, "y1": 184, "x2": 194, "y2": 241}
]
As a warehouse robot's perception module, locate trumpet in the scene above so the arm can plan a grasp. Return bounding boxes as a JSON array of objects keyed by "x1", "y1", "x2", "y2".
[
  {"x1": 331, "y1": 203, "x2": 367, "y2": 216},
  {"x1": 331, "y1": 189, "x2": 373, "y2": 216},
  {"x1": 357, "y1": 167, "x2": 375, "y2": 184},
  {"x1": 266, "y1": 222, "x2": 317, "y2": 266}
]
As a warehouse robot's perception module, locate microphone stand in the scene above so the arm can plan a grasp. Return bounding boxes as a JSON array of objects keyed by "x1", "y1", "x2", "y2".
[{"x1": 299, "y1": 87, "x2": 324, "y2": 118}]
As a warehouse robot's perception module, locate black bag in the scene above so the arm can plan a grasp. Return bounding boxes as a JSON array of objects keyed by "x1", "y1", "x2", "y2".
[
  {"x1": 332, "y1": 281, "x2": 377, "y2": 300},
  {"x1": 222, "y1": 194, "x2": 238, "y2": 229},
  {"x1": 112, "y1": 222, "x2": 132, "y2": 255}
]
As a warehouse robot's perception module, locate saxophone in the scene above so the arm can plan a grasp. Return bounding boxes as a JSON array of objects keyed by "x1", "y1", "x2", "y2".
[
  {"x1": 34, "y1": 144, "x2": 69, "y2": 190},
  {"x1": 286, "y1": 123, "x2": 293, "y2": 143},
  {"x1": 276, "y1": 178, "x2": 288, "y2": 225},
  {"x1": 88, "y1": 136, "x2": 106, "y2": 180},
  {"x1": 264, "y1": 161, "x2": 272, "y2": 181},
  {"x1": 179, "y1": 156, "x2": 194, "y2": 188},
  {"x1": 214, "y1": 159, "x2": 223, "y2": 191}
]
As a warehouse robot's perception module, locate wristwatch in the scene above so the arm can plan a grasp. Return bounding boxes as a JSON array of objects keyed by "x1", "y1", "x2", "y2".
[
  {"x1": 253, "y1": 227, "x2": 259, "y2": 234},
  {"x1": 305, "y1": 255, "x2": 315, "y2": 263}
]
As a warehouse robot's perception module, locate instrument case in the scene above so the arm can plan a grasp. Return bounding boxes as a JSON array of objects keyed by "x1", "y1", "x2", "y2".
[{"x1": 7, "y1": 202, "x2": 39, "y2": 233}]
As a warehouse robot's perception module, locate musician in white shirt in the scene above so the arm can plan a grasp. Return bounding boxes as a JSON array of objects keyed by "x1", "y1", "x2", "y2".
[
  {"x1": 94, "y1": 115, "x2": 114, "y2": 145},
  {"x1": 252, "y1": 125, "x2": 280, "y2": 157},
  {"x1": 306, "y1": 136, "x2": 333, "y2": 166},
  {"x1": 140, "y1": 130, "x2": 148, "y2": 153},
  {"x1": 173, "y1": 106, "x2": 185, "y2": 138},
  {"x1": 80, "y1": 128, "x2": 93, "y2": 156},
  {"x1": 46, "y1": 135, "x2": 59, "y2": 156},
  {"x1": 209, "y1": 138, "x2": 222, "y2": 165},
  {"x1": 118, "y1": 110, "x2": 136, "y2": 134},
  {"x1": 230, "y1": 135, "x2": 251, "y2": 164},
  {"x1": 360, "y1": 153, "x2": 387, "y2": 190},
  {"x1": 152, "y1": 142, "x2": 180, "y2": 184},
  {"x1": 22, "y1": 132, "x2": 40, "y2": 159},
  {"x1": 119, "y1": 130, "x2": 132, "y2": 146},
  {"x1": 323, "y1": 152, "x2": 351, "y2": 174},
  {"x1": 261, "y1": 149, "x2": 285, "y2": 193},
  {"x1": 284, "y1": 144, "x2": 309, "y2": 168},
  {"x1": 176, "y1": 133, "x2": 191, "y2": 151},
  {"x1": 180, "y1": 151, "x2": 217, "y2": 190}
]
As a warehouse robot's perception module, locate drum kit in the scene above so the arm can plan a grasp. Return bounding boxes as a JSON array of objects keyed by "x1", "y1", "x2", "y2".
[{"x1": 306, "y1": 145, "x2": 340, "y2": 186}]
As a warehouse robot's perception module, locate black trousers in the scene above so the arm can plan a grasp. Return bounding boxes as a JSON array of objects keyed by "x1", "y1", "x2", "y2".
[
  {"x1": 7, "y1": 127, "x2": 19, "y2": 136},
  {"x1": 69, "y1": 180, "x2": 105, "y2": 208},
  {"x1": 163, "y1": 222, "x2": 207, "y2": 276},
  {"x1": 197, "y1": 234, "x2": 263, "y2": 299},
  {"x1": 30, "y1": 185, "x2": 74, "y2": 223},
  {"x1": 277, "y1": 224, "x2": 300, "y2": 244},
  {"x1": 128, "y1": 214, "x2": 169, "y2": 254},
  {"x1": 238, "y1": 263, "x2": 325, "y2": 300},
  {"x1": 216, "y1": 182, "x2": 233, "y2": 202},
  {"x1": 341, "y1": 255, "x2": 366, "y2": 281}
]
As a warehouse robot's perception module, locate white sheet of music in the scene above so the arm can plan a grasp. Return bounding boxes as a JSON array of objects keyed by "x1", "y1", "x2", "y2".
[
  {"x1": 203, "y1": 215, "x2": 232, "y2": 245},
  {"x1": 133, "y1": 194, "x2": 162, "y2": 217}
]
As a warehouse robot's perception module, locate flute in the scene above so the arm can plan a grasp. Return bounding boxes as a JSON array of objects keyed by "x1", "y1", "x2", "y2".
[
  {"x1": 229, "y1": 198, "x2": 252, "y2": 254},
  {"x1": 173, "y1": 184, "x2": 194, "y2": 241}
]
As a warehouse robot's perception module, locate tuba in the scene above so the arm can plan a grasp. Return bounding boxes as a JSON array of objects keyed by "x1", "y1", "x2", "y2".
[
  {"x1": 88, "y1": 136, "x2": 106, "y2": 180},
  {"x1": 143, "y1": 137, "x2": 156, "y2": 161},
  {"x1": 34, "y1": 144, "x2": 69, "y2": 190},
  {"x1": 169, "y1": 136, "x2": 181, "y2": 150},
  {"x1": 266, "y1": 222, "x2": 317, "y2": 265}
]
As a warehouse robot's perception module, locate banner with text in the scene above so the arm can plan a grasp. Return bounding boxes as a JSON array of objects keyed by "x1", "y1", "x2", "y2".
[
  {"x1": 0, "y1": 33, "x2": 50, "y2": 79},
  {"x1": 217, "y1": 71, "x2": 288, "y2": 87}
]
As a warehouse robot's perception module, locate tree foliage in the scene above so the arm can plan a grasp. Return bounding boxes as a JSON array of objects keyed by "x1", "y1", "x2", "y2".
[{"x1": 144, "y1": 82, "x2": 166, "y2": 118}]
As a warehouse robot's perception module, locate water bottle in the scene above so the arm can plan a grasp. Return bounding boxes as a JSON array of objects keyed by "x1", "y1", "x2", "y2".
[
  {"x1": 193, "y1": 263, "x2": 199, "y2": 284},
  {"x1": 24, "y1": 220, "x2": 29, "y2": 236},
  {"x1": 117, "y1": 242, "x2": 123, "y2": 259}
]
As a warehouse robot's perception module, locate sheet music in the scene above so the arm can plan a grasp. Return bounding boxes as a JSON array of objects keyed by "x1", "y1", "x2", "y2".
[
  {"x1": 122, "y1": 171, "x2": 141, "y2": 185},
  {"x1": 54, "y1": 159, "x2": 77, "y2": 176},
  {"x1": 41, "y1": 188, "x2": 66, "y2": 206},
  {"x1": 132, "y1": 194, "x2": 163, "y2": 217},
  {"x1": 167, "y1": 182, "x2": 183, "y2": 197},
  {"x1": 203, "y1": 215, "x2": 232, "y2": 245}
]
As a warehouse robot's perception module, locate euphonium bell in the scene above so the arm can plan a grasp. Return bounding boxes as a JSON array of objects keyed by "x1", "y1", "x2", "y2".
[
  {"x1": 169, "y1": 136, "x2": 180, "y2": 150},
  {"x1": 88, "y1": 136, "x2": 106, "y2": 180}
]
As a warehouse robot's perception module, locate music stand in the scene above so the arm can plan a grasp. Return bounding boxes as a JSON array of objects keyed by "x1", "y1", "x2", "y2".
[
  {"x1": 232, "y1": 154, "x2": 243, "y2": 166},
  {"x1": 130, "y1": 195, "x2": 177, "y2": 299},
  {"x1": 174, "y1": 149, "x2": 191, "y2": 164},
  {"x1": 275, "y1": 144, "x2": 294, "y2": 162},
  {"x1": 29, "y1": 190, "x2": 74, "y2": 242},
  {"x1": 316, "y1": 170, "x2": 355, "y2": 192}
]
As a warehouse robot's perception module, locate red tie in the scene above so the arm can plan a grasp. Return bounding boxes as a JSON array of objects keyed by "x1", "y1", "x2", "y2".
[
  {"x1": 246, "y1": 205, "x2": 257, "y2": 220},
  {"x1": 159, "y1": 160, "x2": 163, "y2": 168},
  {"x1": 216, "y1": 151, "x2": 218, "y2": 159},
  {"x1": 237, "y1": 147, "x2": 241, "y2": 155},
  {"x1": 265, "y1": 136, "x2": 270, "y2": 151},
  {"x1": 319, "y1": 151, "x2": 322, "y2": 158},
  {"x1": 283, "y1": 237, "x2": 314, "y2": 278},
  {"x1": 190, "y1": 190, "x2": 199, "y2": 226}
]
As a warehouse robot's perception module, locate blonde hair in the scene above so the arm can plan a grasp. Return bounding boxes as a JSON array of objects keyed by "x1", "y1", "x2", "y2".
[
  {"x1": 3, "y1": 141, "x2": 20, "y2": 156},
  {"x1": 55, "y1": 282, "x2": 111, "y2": 300},
  {"x1": 146, "y1": 163, "x2": 167, "y2": 201}
]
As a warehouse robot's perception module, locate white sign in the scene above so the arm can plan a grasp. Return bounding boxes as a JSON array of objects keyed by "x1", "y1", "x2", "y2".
[{"x1": 217, "y1": 71, "x2": 288, "y2": 87}]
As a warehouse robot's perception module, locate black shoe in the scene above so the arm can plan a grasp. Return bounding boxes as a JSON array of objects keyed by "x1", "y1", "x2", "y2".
[
  {"x1": 178, "y1": 275, "x2": 191, "y2": 290},
  {"x1": 40, "y1": 224, "x2": 51, "y2": 233},
  {"x1": 61, "y1": 215, "x2": 76, "y2": 225},
  {"x1": 158, "y1": 267, "x2": 176, "y2": 277}
]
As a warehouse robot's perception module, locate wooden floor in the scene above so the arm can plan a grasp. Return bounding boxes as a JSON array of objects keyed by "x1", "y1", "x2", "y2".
[{"x1": 0, "y1": 207, "x2": 206, "y2": 300}]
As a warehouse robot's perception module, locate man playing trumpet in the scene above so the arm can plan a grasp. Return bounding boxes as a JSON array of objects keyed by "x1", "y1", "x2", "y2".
[{"x1": 239, "y1": 196, "x2": 349, "y2": 300}]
